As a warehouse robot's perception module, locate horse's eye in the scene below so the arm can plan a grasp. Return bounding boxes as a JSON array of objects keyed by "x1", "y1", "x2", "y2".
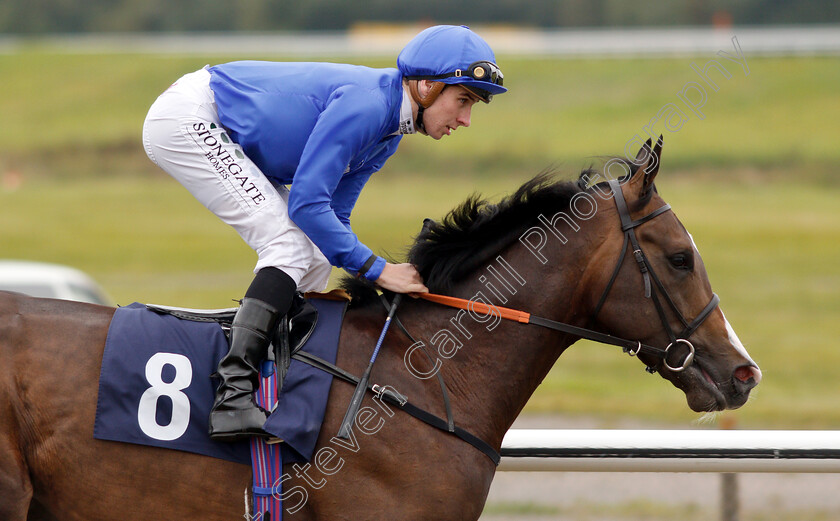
[{"x1": 669, "y1": 252, "x2": 694, "y2": 270}]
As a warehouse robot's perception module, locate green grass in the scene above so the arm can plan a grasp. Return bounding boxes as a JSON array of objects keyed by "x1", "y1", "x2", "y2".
[
  {"x1": 1, "y1": 53, "x2": 839, "y2": 176},
  {"x1": 1, "y1": 49, "x2": 839, "y2": 429}
]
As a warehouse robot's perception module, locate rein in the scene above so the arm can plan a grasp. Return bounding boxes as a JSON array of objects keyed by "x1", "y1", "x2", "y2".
[
  {"x1": 419, "y1": 292, "x2": 718, "y2": 373},
  {"x1": 418, "y1": 293, "x2": 674, "y2": 362}
]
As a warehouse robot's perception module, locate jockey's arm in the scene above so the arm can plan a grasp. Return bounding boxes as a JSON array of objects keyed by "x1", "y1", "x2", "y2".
[{"x1": 287, "y1": 88, "x2": 427, "y2": 294}]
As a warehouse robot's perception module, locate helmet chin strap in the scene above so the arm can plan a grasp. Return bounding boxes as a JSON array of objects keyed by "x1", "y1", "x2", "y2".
[
  {"x1": 408, "y1": 80, "x2": 445, "y2": 134},
  {"x1": 415, "y1": 105, "x2": 427, "y2": 133}
]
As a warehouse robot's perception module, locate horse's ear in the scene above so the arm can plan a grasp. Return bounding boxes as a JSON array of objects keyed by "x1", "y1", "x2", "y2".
[
  {"x1": 633, "y1": 137, "x2": 653, "y2": 165},
  {"x1": 629, "y1": 135, "x2": 663, "y2": 198}
]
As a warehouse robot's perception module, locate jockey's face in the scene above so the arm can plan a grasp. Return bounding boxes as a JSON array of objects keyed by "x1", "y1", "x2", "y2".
[{"x1": 420, "y1": 84, "x2": 479, "y2": 140}]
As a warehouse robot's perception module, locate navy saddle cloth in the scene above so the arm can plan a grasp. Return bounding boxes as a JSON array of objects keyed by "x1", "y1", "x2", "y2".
[{"x1": 94, "y1": 297, "x2": 346, "y2": 464}]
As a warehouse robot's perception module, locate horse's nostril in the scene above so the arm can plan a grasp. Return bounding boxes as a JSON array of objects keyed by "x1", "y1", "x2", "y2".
[
  {"x1": 733, "y1": 364, "x2": 762, "y2": 388},
  {"x1": 734, "y1": 366, "x2": 753, "y2": 382}
]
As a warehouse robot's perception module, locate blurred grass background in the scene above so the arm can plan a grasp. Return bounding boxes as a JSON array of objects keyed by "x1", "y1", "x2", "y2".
[{"x1": 1, "y1": 50, "x2": 838, "y2": 428}]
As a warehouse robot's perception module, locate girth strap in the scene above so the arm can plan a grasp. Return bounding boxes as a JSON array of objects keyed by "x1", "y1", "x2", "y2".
[{"x1": 291, "y1": 350, "x2": 501, "y2": 466}]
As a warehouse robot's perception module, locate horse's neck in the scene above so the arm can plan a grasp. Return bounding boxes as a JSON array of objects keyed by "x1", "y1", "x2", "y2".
[{"x1": 420, "y1": 223, "x2": 603, "y2": 448}]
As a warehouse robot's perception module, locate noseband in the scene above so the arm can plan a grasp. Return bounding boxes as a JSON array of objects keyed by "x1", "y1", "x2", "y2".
[{"x1": 419, "y1": 179, "x2": 720, "y2": 374}]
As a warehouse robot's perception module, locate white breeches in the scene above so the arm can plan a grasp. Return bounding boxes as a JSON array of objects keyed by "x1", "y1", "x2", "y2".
[{"x1": 142, "y1": 68, "x2": 331, "y2": 293}]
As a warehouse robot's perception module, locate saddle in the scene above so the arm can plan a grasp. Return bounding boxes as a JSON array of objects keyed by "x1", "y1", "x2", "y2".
[{"x1": 146, "y1": 291, "x2": 327, "y2": 392}]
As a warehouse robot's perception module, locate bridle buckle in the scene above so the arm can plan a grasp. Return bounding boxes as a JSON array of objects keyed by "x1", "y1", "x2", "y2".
[{"x1": 623, "y1": 341, "x2": 642, "y2": 357}]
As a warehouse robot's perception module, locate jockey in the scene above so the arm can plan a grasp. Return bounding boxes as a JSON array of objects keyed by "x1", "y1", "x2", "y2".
[{"x1": 142, "y1": 25, "x2": 507, "y2": 441}]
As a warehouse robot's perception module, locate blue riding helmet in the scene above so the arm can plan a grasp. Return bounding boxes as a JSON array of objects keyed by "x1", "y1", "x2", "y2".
[{"x1": 398, "y1": 25, "x2": 507, "y2": 104}]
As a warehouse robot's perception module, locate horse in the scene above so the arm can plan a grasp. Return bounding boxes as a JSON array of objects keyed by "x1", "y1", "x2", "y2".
[{"x1": 0, "y1": 139, "x2": 761, "y2": 520}]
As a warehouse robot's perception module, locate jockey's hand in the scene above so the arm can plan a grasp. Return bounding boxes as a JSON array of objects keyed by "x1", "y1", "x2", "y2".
[{"x1": 375, "y1": 262, "x2": 429, "y2": 296}]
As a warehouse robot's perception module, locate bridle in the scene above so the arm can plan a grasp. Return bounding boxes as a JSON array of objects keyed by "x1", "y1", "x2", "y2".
[
  {"x1": 587, "y1": 179, "x2": 720, "y2": 373},
  {"x1": 419, "y1": 178, "x2": 720, "y2": 374}
]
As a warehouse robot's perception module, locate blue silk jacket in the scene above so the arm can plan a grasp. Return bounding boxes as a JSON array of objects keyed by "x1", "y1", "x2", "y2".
[{"x1": 209, "y1": 61, "x2": 405, "y2": 280}]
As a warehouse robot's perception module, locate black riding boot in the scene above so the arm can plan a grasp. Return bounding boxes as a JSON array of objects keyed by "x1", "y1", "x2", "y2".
[
  {"x1": 209, "y1": 268, "x2": 296, "y2": 441},
  {"x1": 208, "y1": 297, "x2": 279, "y2": 440}
]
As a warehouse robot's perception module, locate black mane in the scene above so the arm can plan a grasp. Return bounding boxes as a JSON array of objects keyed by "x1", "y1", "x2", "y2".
[
  {"x1": 408, "y1": 170, "x2": 591, "y2": 293},
  {"x1": 340, "y1": 161, "x2": 643, "y2": 303}
]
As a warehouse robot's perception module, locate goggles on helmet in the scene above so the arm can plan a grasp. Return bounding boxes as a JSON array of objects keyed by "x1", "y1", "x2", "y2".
[{"x1": 406, "y1": 61, "x2": 504, "y2": 87}]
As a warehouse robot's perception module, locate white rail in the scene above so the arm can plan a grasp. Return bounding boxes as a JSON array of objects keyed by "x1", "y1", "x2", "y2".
[{"x1": 499, "y1": 429, "x2": 840, "y2": 473}]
